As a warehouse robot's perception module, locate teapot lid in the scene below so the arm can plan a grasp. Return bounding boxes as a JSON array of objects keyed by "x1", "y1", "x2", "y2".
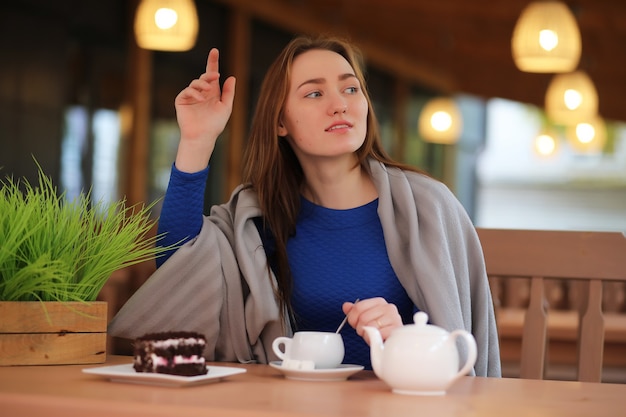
[{"x1": 398, "y1": 311, "x2": 448, "y2": 337}]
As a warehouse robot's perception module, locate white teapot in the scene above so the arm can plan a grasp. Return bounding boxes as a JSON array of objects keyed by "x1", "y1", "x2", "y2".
[{"x1": 363, "y1": 311, "x2": 477, "y2": 396}]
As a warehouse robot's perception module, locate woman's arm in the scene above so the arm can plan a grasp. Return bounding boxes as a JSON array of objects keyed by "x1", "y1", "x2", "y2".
[
  {"x1": 156, "y1": 164, "x2": 208, "y2": 267},
  {"x1": 155, "y1": 48, "x2": 235, "y2": 266}
]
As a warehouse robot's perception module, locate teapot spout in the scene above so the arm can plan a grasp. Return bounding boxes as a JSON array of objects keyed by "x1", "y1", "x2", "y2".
[{"x1": 363, "y1": 326, "x2": 384, "y2": 378}]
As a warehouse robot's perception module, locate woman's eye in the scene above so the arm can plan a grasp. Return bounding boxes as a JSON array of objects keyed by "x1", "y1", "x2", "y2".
[
  {"x1": 345, "y1": 86, "x2": 358, "y2": 94},
  {"x1": 305, "y1": 91, "x2": 322, "y2": 98}
]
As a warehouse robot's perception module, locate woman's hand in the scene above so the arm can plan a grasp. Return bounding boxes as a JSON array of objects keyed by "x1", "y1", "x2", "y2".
[
  {"x1": 342, "y1": 297, "x2": 403, "y2": 344},
  {"x1": 174, "y1": 48, "x2": 236, "y2": 172}
]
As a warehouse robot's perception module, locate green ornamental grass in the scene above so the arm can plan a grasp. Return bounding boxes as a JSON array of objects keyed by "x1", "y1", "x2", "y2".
[{"x1": 0, "y1": 164, "x2": 173, "y2": 302}]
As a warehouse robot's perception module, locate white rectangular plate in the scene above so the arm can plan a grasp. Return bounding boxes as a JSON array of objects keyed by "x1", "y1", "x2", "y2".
[{"x1": 83, "y1": 363, "x2": 246, "y2": 387}]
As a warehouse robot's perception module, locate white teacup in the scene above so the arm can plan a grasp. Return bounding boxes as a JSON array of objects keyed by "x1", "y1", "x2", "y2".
[{"x1": 272, "y1": 331, "x2": 344, "y2": 369}]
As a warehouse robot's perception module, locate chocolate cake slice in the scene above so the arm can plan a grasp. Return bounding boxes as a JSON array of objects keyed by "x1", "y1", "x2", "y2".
[{"x1": 133, "y1": 331, "x2": 208, "y2": 376}]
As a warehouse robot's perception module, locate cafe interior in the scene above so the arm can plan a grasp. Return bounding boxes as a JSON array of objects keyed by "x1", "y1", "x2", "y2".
[{"x1": 1, "y1": 0, "x2": 626, "y2": 403}]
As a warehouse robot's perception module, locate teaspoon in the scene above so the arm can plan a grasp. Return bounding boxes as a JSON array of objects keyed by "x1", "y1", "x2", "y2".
[{"x1": 335, "y1": 298, "x2": 360, "y2": 333}]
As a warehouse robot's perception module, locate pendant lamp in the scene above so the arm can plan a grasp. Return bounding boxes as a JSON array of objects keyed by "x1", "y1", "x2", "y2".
[
  {"x1": 418, "y1": 97, "x2": 462, "y2": 145},
  {"x1": 511, "y1": 1, "x2": 581, "y2": 73},
  {"x1": 565, "y1": 115, "x2": 606, "y2": 153},
  {"x1": 545, "y1": 70, "x2": 598, "y2": 125},
  {"x1": 134, "y1": 0, "x2": 199, "y2": 51}
]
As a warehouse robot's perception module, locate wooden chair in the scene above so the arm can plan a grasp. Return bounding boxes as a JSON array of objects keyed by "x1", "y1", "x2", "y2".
[{"x1": 476, "y1": 228, "x2": 626, "y2": 382}]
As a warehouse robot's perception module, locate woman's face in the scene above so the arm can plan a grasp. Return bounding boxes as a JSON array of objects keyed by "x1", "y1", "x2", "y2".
[{"x1": 278, "y1": 49, "x2": 369, "y2": 163}]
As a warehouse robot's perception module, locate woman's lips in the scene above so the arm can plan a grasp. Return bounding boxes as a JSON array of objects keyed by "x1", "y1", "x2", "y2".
[{"x1": 325, "y1": 122, "x2": 352, "y2": 132}]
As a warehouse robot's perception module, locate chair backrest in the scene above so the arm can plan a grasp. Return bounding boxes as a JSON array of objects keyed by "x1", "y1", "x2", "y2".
[{"x1": 476, "y1": 228, "x2": 626, "y2": 382}]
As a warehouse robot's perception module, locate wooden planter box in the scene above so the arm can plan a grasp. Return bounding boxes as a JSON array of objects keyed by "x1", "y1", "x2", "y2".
[{"x1": 0, "y1": 301, "x2": 107, "y2": 366}]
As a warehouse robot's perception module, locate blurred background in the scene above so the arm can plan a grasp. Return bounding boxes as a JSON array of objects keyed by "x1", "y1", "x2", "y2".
[{"x1": 2, "y1": 0, "x2": 625, "y2": 232}]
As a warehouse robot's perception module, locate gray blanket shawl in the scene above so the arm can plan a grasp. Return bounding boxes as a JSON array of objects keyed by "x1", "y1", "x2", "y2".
[{"x1": 109, "y1": 159, "x2": 501, "y2": 377}]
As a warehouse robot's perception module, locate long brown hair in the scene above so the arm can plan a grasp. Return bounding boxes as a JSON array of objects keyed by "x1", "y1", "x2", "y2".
[{"x1": 241, "y1": 34, "x2": 424, "y2": 321}]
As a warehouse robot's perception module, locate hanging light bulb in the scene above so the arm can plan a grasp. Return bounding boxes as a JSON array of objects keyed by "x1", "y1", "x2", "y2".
[
  {"x1": 418, "y1": 97, "x2": 463, "y2": 144},
  {"x1": 545, "y1": 70, "x2": 598, "y2": 125},
  {"x1": 134, "y1": 0, "x2": 199, "y2": 52},
  {"x1": 565, "y1": 115, "x2": 606, "y2": 153},
  {"x1": 511, "y1": 1, "x2": 582, "y2": 73},
  {"x1": 533, "y1": 129, "x2": 559, "y2": 157}
]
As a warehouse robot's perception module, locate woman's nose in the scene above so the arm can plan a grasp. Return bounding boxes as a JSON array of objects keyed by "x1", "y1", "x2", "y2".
[
  {"x1": 330, "y1": 97, "x2": 348, "y2": 115},
  {"x1": 333, "y1": 104, "x2": 347, "y2": 115}
]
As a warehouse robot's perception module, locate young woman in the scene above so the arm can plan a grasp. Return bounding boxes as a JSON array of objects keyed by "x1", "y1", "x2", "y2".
[{"x1": 109, "y1": 35, "x2": 501, "y2": 377}]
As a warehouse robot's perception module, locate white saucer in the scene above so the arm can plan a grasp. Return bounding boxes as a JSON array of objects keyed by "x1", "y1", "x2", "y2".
[
  {"x1": 83, "y1": 363, "x2": 246, "y2": 387},
  {"x1": 269, "y1": 361, "x2": 364, "y2": 382}
]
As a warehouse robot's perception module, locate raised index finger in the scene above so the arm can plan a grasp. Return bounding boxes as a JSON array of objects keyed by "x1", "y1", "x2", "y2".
[{"x1": 206, "y1": 48, "x2": 220, "y2": 75}]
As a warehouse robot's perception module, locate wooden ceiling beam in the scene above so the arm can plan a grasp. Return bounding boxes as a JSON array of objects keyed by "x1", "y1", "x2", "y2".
[{"x1": 211, "y1": 0, "x2": 456, "y2": 92}]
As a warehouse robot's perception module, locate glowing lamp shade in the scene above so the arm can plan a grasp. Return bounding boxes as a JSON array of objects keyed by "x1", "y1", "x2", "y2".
[
  {"x1": 566, "y1": 116, "x2": 606, "y2": 153},
  {"x1": 418, "y1": 98, "x2": 462, "y2": 144},
  {"x1": 511, "y1": 1, "x2": 581, "y2": 73},
  {"x1": 545, "y1": 70, "x2": 598, "y2": 125},
  {"x1": 134, "y1": 0, "x2": 199, "y2": 51}
]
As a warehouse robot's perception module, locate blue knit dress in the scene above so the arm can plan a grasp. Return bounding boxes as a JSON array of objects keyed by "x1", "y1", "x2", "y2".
[{"x1": 157, "y1": 165, "x2": 416, "y2": 369}]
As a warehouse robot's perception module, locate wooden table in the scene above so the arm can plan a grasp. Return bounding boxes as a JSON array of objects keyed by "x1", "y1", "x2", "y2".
[{"x1": 1, "y1": 355, "x2": 625, "y2": 417}]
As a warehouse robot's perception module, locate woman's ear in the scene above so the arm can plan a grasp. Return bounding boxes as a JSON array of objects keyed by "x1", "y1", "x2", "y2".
[{"x1": 277, "y1": 120, "x2": 288, "y2": 137}]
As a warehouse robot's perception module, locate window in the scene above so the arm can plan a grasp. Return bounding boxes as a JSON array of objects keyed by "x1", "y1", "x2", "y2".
[{"x1": 61, "y1": 106, "x2": 121, "y2": 205}]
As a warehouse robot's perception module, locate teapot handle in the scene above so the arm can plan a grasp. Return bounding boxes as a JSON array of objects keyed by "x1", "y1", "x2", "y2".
[{"x1": 450, "y1": 330, "x2": 478, "y2": 380}]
